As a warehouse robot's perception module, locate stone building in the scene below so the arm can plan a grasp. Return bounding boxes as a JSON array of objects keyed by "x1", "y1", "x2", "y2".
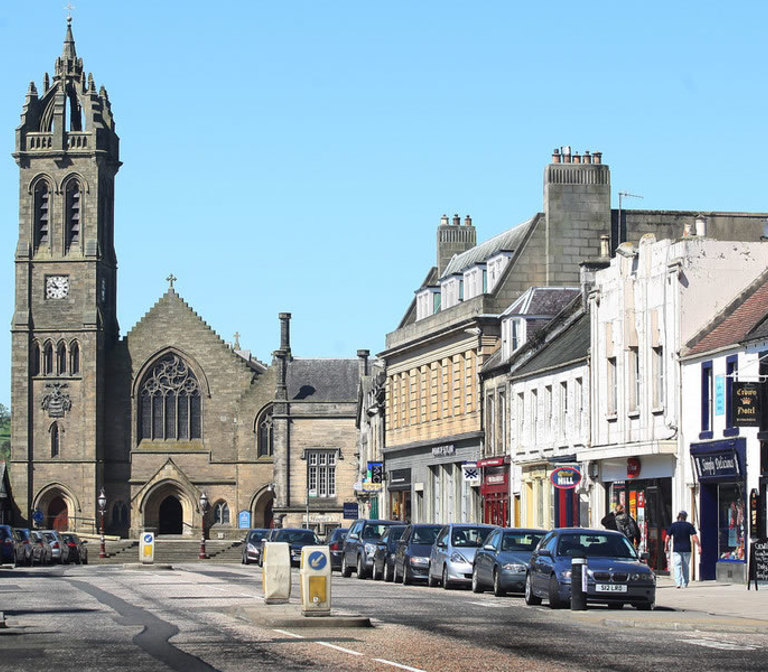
[{"x1": 8, "y1": 21, "x2": 362, "y2": 539}]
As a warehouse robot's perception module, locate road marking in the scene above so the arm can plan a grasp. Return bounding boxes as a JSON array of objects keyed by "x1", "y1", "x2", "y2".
[
  {"x1": 272, "y1": 629, "x2": 304, "y2": 639},
  {"x1": 316, "y1": 642, "x2": 364, "y2": 656},
  {"x1": 469, "y1": 601, "x2": 506, "y2": 608},
  {"x1": 374, "y1": 659, "x2": 427, "y2": 672},
  {"x1": 681, "y1": 638, "x2": 757, "y2": 651}
]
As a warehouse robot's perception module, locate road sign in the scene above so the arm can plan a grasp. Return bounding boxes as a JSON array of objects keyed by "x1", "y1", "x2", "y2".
[{"x1": 140, "y1": 531, "x2": 155, "y2": 564}]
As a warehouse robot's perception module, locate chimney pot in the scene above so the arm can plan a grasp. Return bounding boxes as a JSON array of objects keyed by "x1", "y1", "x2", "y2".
[
  {"x1": 552, "y1": 149, "x2": 561, "y2": 163},
  {"x1": 573, "y1": 153, "x2": 581, "y2": 164},
  {"x1": 600, "y1": 234, "x2": 610, "y2": 258},
  {"x1": 464, "y1": 215, "x2": 472, "y2": 227},
  {"x1": 593, "y1": 151, "x2": 602, "y2": 164},
  {"x1": 452, "y1": 214, "x2": 461, "y2": 226},
  {"x1": 441, "y1": 214, "x2": 449, "y2": 226},
  {"x1": 278, "y1": 312, "x2": 292, "y2": 352},
  {"x1": 584, "y1": 150, "x2": 592, "y2": 164},
  {"x1": 695, "y1": 216, "x2": 707, "y2": 237}
]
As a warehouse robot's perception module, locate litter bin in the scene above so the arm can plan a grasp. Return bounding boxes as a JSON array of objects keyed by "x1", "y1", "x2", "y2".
[
  {"x1": 262, "y1": 541, "x2": 291, "y2": 604},
  {"x1": 299, "y1": 546, "x2": 331, "y2": 616}
]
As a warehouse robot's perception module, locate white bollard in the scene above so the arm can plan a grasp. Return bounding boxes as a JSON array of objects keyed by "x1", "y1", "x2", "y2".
[
  {"x1": 299, "y1": 546, "x2": 332, "y2": 616},
  {"x1": 262, "y1": 542, "x2": 291, "y2": 604}
]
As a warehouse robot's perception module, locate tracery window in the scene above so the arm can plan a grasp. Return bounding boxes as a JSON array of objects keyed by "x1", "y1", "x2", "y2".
[
  {"x1": 31, "y1": 341, "x2": 41, "y2": 376},
  {"x1": 65, "y1": 180, "x2": 81, "y2": 252},
  {"x1": 57, "y1": 342, "x2": 67, "y2": 375},
  {"x1": 51, "y1": 422, "x2": 60, "y2": 457},
  {"x1": 139, "y1": 353, "x2": 201, "y2": 441},
  {"x1": 34, "y1": 181, "x2": 50, "y2": 248},
  {"x1": 69, "y1": 341, "x2": 80, "y2": 375},
  {"x1": 44, "y1": 343, "x2": 54, "y2": 375},
  {"x1": 257, "y1": 405, "x2": 273, "y2": 458},
  {"x1": 213, "y1": 501, "x2": 230, "y2": 525}
]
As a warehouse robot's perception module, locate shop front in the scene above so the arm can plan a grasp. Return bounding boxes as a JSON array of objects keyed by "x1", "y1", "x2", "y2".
[
  {"x1": 602, "y1": 455, "x2": 674, "y2": 573},
  {"x1": 388, "y1": 468, "x2": 412, "y2": 522},
  {"x1": 479, "y1": 457, "x2": 509, "y2": 526},
  {"x1": 690, "y1": 438, "x2": 747, "y2": 582},
  {"x1": 550, "y1": 465, "x2": 581, "y2": 528}
]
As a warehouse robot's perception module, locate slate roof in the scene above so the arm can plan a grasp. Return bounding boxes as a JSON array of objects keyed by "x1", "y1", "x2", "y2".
[
  {"x1": 501, "y1": 287, "x2": 580, "y2": 317},
  {"x1": 683, "y1": 269, "x2": 768, "y2": 356},
  {"x1": 441, "y1": 216, "x2": 537, "y2": 278},
  {"x1": 287, "y1": 358, "x2": 360, "y2": 402},
  {"x1": 510, "y1": 310, "x2": 590, "y2": 379}
]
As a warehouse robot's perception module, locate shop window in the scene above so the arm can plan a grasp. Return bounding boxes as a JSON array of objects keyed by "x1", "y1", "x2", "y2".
[
  {"x1": 700, "y1": 360, "x2": 713, "y2": 439},
  {"x1": 718, "y1": 483, "x2": 745, "y2": 562},
  {"x1": 724, "y1": 355, "x2": 738, "y2": 436}
]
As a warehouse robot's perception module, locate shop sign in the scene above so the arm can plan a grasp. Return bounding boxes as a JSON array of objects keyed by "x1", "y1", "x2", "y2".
[
  {"x1": 478, "y1": 456, "x2": 506, "y2": 468},
  {"x1": 749, "y1": 538, "x2": 768, "y2": 587},
  {"x1": 368, "y1": 462, "x2": 384, "y2": 484},
  {"x1": 550, "y1": 466, "x2": 581, "y2": 489},
  {"x1": 343, "y1": 502, "x2": 359, "y2": 519},
  {"x1": 750, "y1": 489, "x2": 761, "y2": 539},
  {"x1": 432, "y1": 444, "x2": 456, "y2": 457},
  {"x1": 693, "y1": 451, "x2": 741, "y2": 479},
  {"x1": 388, "y1": 468, "x2": 411, "y2": 491},
  {"x1": 484, "y1": 466, "x2": 507, "y2": 486},
  {"x1": 734, "y1": 382, "x2": 761, "y2": 426},
  {"x1": 462, "y1": 462, "x2": 480, "y2": 485},
  {"x1": 353, "y1": 481, "x2": 382, "y2": 492},
  {"x1": 627, "y1": 457, "x2": 641, "y2": 479}
]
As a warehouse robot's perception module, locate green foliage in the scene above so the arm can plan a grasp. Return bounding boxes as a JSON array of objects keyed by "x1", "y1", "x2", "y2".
[{"x1": 0, "y1": 403, "x2": 10, "y2": 462}]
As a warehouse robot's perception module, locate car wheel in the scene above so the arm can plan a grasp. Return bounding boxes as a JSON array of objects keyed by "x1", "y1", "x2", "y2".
[
  {"x1": 493, "y1": 569, "x2": 506, "y2": 597},
  {"x1": 384, "y1": 561, "x2": 392, "y2": 582},
  {"x1": 427, "y1": 564, "x2": 439, "y2": 588},
  {"x1": 341, "y1": 554, "x2": 353, "y2": 578},
  {"x1": 442, "y1": 565, "x2": 453, "y2": 590},
  {"x1": 635, "y1": 600, "x2": 654, "y2": 611},
  {"x1": 82, "y1": 555, "x2": 88, "y2": 566},
  {"x1": 524, "y1": 572, "x2": 542, "y2": 605},
  {"x1": 548, "y1": 574, "x2": 567, "y2": 609},
  {"x1": 356, "y1": 554, "x2": 368, "y2": 579},
  {"x1": 394, "y1": 562, "x2": 402, "y2": 583},
  {"x1": 403, "y1": 565, "x2": 412, "y2": 586},
  {"x1": 471, "y1": 566, "x2": 482, "y2": 593},
  {"x1": 371, "y1": 561, "x2": 379, "y2": 581}
]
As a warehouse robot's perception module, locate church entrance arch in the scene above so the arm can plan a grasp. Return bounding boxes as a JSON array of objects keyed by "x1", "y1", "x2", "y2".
[
  {"x1": 159, "y1": 496, "x2": 183, "y2": 534},
  {"x1": 251, "y1": 489, "x2": 275, "y2": 529},
  {"x1": 34, "y1": 486, "x2": 77, "y2": 532},
  {"x1": 49, "y1": 496, "x2": 68, "y2": 531}
]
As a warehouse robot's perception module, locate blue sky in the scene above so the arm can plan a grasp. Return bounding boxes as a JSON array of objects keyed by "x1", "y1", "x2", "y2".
[{"x1": 0, "y1": 1, "x2": 767, "y2": 406}]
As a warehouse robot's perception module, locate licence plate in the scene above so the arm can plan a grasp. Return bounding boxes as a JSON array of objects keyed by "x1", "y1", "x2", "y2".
[{"x1": 596, "y1": 583, "x2": 627, "y2": 593}]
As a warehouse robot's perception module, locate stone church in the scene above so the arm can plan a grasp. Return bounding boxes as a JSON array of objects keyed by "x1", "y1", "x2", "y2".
[{"x1": 8, "y1": 21, "x2": 364, "y2": 539}]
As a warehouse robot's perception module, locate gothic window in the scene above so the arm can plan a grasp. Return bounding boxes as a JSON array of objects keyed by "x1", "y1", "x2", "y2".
[
  {"x1": 257, "y1": 405, "x2": 274, "y2": 458},
  {"x1": 65, "y1": 180, "x2": 81, "y2": 252},
  {"x1": 112, "y1": 502, "x2": 129, "y2": 527},
  {"x1": 51, "y1": 422, "x2": 60, "y2": 457},
  {"x1": 139, "y1": 353, "x2": 202, "y2": 441},
  {"x1": 34, "y1": 181, "x2": 50, "y2": 248},
  {"x1": 213, "y1": 501, "x2": 230, "y2": 525},
  {"x1": 43, "y1": 342, "x2": 54, "y2": 375},
  {"x1": 56, "y1": 342, "x2": 67, "y2": 375},
  {"x1": 31, "y1": 341, "x2": 40, "y2": 376},
  {"x1": 69, "y1": 341, "x2": 80, "y2": 375}
]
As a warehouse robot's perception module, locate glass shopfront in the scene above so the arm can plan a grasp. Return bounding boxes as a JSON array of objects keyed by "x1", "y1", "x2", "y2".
[
  {"x1": 388, "y1": 468, "x2": 411, "y2": 522},
  {"x1": 480, "y1": 458, "x2": 509, "y2": 527}
]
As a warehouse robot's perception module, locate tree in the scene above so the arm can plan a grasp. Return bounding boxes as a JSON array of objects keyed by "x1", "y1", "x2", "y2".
[{"x1": 0, "y1": 403, "x2": 9, "y2": 462}]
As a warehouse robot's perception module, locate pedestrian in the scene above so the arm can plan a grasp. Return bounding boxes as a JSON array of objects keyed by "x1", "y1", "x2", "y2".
[
  {"x1": 665, "y1": 511, "x2": 699, "y2": 588},
  {"x1": 601, "y1": 506, "x2": 619, "y2": 531},
  {"x1": 614, "y1": 503, "x2": 641, "y2": 547}
]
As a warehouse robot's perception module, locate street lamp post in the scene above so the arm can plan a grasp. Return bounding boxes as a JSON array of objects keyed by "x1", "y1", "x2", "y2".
[
  {"x1": 97, "y1": 488, "x2": 107, "y2": 559},
  {"x1": 198, "y1": 491, "x2": 209, "y2": 560}
]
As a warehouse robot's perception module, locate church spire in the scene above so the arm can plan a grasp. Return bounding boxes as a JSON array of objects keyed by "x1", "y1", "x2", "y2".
[
  {"x1": 55, "y1": 16, "x2": 82, "y2": 79},
  {"x1": 62, "y1": 16, "x2": 77, "y2": 62}
]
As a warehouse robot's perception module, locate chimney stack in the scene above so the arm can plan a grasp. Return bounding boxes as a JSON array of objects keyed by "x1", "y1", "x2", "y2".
[
  {"x1": 278, "y1": 312, "x2": 291, "y2": 354},
  {"x1": 357, "y1": 349, "x2": 370, "y2": 378}
]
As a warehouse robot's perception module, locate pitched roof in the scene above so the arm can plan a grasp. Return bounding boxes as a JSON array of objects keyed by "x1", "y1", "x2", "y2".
[
  {"x1": 441, "y1": 216, "x2": 537, "y2": 277},
  {"x1": 501, "y1": 287, "x2": 580, "y2": 317},
  {"x1": 683, "y1": 269, "x2": 768, "y2": 356},
  {"x1": 287, "y1": 358, "x2": 359, "y2": 402}
]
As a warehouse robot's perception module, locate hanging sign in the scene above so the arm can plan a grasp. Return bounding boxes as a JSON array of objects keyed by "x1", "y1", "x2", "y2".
[
  {"x1": 462, "y1": 462, "x2": 480, "y2": 486},
  {"x1": 550, "y1": 466, "x2": 581, "y2": 489},
  {"x1": 750, "y1": 489, "x2": 761, "y2": 539},
  {"x1": 734, "y1": 382, "x2": 761, "y2": 426},
  {"x1": 627, "y1": 457, "x2": 641, "y2": 479}
]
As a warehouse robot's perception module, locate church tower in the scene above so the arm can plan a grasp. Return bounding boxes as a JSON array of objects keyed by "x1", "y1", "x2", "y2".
[{"x1": 10, "y1": 19, "x2": 120, "y2": 527}]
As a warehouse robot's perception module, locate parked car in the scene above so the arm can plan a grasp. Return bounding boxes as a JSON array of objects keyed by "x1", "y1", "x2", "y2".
[
  {"x1": 259, "y1": 528, "x2": 320, "y2": 567},
  {"x1": 29, "y1": 530, "x2": 53, "y2": 565},
  {"x1": 371, "y1": 525, "x2": 407, "y2": 581},
  {"x1": 60, "y1": 533, "x2": 88, "y2": 564},
  {"x1": 241, "y1": 528, "x2": 271, "y2": 565},
  {"x1": 341, "y1": 519, "x2": 402, "y2": 579},
  {"x1": 40, "y1": 530, "x2": 70, "y2": 564},
  {"x1": 327, "y1": 527, "x2": 349, "y2": 572},
  {"x1": 427, "y1": 523, "x2": 496, "y2": 589},
  {"x1": 12, "y1": 528, "x2": 35, "y2": 566},
  {"x1": 0, "y1": 524, "x2": 16, "y2": 564},
  {"x1": 394, "y1": 524, "x2": 442, "y2": 584},
  {"x1": 472, "y1": 527, "x2": 546, "y2": 596},
  {"x1": 525, "y1": 528, "x2": 656, "y2": 610}
]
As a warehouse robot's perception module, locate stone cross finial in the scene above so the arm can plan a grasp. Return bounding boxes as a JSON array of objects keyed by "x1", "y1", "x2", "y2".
[
  {"x1": 166, "y1": 273, "x2": 177, "y2": 289},
  {"x1": 234, "y1": 332, "x2": 241, "y2": 349},
  {"x1": 65, "y1": 3, "x2": 75, "y2": 20}
]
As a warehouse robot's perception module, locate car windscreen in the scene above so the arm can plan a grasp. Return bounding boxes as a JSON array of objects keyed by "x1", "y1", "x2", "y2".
[
  {"x1": 411, "y1": 526, "x2": 442, "y2": 545},
  {"x1": 247, "y1": 530, "x2": 268, "y2": 543},
  {"x1": 556, "y1": 533, "x2": 637, "y2": 559},
  {"x1": 501, "y1": 532, "x2": 544, "y2": 552},
  {"x1": 275, "y1": 530, "x2": 317, "y2": 544},
  {"x1": 362, "y1": 524, "x2": 394, "y2": 541},
  {"x1": 451, "y1": 526, "x2": 494, "y2": 548}
]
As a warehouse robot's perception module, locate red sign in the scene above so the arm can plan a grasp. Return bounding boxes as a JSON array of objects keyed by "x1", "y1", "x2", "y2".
[
  {"x1": 550, "y1": 466, "x2": 582, "y2": 489},
  {"x1": 627, "y1": 457, "x2": 641, "y2": 479},
  {"x1": 478, "y1": 457, "x2": 507, "y2": 468}
]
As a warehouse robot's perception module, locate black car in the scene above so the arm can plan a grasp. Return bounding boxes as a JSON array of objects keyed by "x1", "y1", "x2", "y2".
[
  {"x1": 260, "y1": 528, "x2": 320, "y2": 567},
  {"x1": 371, "y1": 525, "x2": 407, "y2": 581},
  {"x1": 60, "y1": 533, "x2": 88, "y2": 564},
  {"x1": 241, "y1": 528, "x2": 271, "y2": 565},
  {"x1": 327, "y1": 527, "x2": 349, "y2": 571},
  {"x1": 393, "y1": 524, "x2": 442, "y2": 584},
  {"x1": 12, "y1": 528, "x2": 34, "y2": 566},
  {"x1": 341, "y1": 518, "x2": 402, "y2": 579}
]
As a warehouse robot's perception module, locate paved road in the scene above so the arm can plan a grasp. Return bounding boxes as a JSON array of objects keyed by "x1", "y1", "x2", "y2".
[{"x1": 1, "y1": 563, "x2": 767, "y2": 671}]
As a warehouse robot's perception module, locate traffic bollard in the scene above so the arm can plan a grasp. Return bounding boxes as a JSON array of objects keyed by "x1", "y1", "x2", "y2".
[{"x1": 571, "y1": 555, "x2": 588, "y2": 611}]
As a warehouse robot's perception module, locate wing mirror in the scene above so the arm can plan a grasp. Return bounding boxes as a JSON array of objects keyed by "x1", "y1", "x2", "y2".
[
  {"x1": 538, "y1": 548, "x2": 552, "y2": 557},
  {"x1": 484, "y1": 544, "x2": 495, "y2": 551}
]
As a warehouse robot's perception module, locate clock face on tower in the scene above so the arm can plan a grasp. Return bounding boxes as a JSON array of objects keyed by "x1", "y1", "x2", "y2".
[{"x1": 46, "y1": 275, "x2": 69, "y2": 299}]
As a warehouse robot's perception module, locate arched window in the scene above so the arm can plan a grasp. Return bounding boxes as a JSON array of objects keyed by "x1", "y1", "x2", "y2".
[
  {"x1": 56, "y1": 342, "x2": 67, "y2": 375},
  {"x1": 43, "y1": 343, "x2": 54, "y2": 375},
  {"x1": 112, "y1": 502, "x2": 129, "y2": 527},
  {"x1": 257, "y1": 405, "x2": 274, "y2": 458},
  {"x1": 138, "y1": 353, "x2": 202, "y2": 441},
  {"x1": 213, "y1": 501, "x2": 230, "y2": 525},
  {"x1": 33, "y1": 181, "x2": 50, "y2": 249},
  {"x1": 65, "y1": 180, "x2": 81, "y2": 252},
  {"x1": 69, "y1": 341, "x2": 80, "y2": 375},
  {"x1": 31, "y1": 341, "x2": 41, "y2": 376},
  {"x1": 51, "y1": 422, "x2": 60, "y2": 457}
]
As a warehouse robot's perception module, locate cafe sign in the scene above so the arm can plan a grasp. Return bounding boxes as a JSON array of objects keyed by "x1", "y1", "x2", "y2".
[
  {"x1": 734, "y1": 381, "x2": 761, "y2": 426},
  {"x1": 550, "y1": 466, "x2": 582, "y2": 490},
  {"x1": 693, "y1": 451, "x2": 741, "y2": 479}
]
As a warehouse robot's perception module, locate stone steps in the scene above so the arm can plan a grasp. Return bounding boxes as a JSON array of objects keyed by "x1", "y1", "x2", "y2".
[{"x1": 90, "y1": 539, "x2": 243, "y2": 564}]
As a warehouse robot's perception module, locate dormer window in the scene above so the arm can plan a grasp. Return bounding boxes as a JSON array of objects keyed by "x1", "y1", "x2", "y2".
[
  {"x1": 416, "y1": 287, "x2": 442, "y2": 321},
  {"x1": 486, "y1": 251, "x2": 514, "y2": 293},
  {"x1": 440, "y1": 274, "x2": 464, "y2": 309}
]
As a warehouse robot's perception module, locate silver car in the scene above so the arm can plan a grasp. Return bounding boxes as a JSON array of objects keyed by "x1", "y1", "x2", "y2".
[
  {"x1": 40, "y1": 530, "x2": 70, "y2": 564},
  {"x1": 428, "y1": 523, "x2": 495, "y2": 589}
]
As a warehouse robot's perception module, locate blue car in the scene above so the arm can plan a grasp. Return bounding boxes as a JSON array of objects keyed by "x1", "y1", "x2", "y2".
[
  {"x1": 525, "y1": 528, "x2": 656, "y2": 610},
  {"x1": 472, "y1": 527, "x2": 547, "y2": 596},
  {"x1": 1, "y1": 524, "x2": 16, "y2": 564},
  {"x1": 393, "y1": 524, "x2": 442, "y2": 584}
]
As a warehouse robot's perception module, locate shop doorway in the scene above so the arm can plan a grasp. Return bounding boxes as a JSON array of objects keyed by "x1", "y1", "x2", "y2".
[{"x1": 158, "y1": 496, "x2": 183, "y2": 534}]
